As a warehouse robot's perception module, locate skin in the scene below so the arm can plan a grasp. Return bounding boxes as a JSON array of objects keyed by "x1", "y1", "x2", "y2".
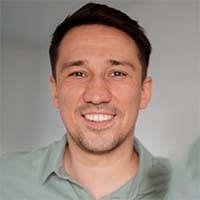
[{"x1": 50, "y1": 24, "x2": 152, "y2": 199}]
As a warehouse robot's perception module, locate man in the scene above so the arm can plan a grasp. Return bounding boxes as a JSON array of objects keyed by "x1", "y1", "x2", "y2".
[{"x1": 0, "y1": 3, "x2": 171, "y2": 200}]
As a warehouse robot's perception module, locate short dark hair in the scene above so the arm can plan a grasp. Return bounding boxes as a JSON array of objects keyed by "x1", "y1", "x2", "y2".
[{"x1": 49, "y1": 2, "x2": 151, "y2": 81}]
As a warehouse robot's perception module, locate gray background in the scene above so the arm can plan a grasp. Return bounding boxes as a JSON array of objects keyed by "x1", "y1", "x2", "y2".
[{"x1": 0, "y1": 0, "x2": 199, "y2": 159}]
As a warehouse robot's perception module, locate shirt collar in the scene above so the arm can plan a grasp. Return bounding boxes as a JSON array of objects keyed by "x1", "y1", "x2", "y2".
[
  {"x1": 40, "y1": 134, "x2": 146, "y2": 185},
  {"x1": 39, "y1": 135, "x2": 151, "y2": 185},
  {"x1": 40, "y1": 134, "x2": 169, "y2": 198},
  {"x1": 40, "y1": 134, "x2": 68, "y2": 184},
  {"x1": 125, "y1": 137, "x2": 154, "y2": 198}
]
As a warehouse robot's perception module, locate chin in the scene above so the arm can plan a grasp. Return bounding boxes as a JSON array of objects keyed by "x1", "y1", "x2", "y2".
[{"x1": 76, "y1": 132, "x2": 127, "y2": 155}]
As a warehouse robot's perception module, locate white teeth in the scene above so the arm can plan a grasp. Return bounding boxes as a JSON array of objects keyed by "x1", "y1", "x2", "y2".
[{"x1": 84, "y1": 114, "x2": 114, "y2": 122}]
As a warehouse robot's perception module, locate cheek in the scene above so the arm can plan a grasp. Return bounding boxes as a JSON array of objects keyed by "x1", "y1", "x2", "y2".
[
  {"x1": 112, "y1": 83, "x2": 141, "y2": 107},
  {"x1": 57, "y1": 83, "x2": 85, "y2": 131},
  {"x1": 57, "y1": 82, "x2": 83, "y2": 113},
  {"x1": 111, "y1": 83, "x2": 142, "y2": 125},
  {"x1": 118, "y1": 87, "x2": 141, "y2": 129}
]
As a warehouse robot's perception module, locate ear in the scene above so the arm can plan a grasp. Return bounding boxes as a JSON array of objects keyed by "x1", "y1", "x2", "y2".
[
  {"x1": 139, "y1": 77, "x2": 152, "y2": 109},
  {"x1": 49, "y1": 76, "x2": 59, "y2": 108}
]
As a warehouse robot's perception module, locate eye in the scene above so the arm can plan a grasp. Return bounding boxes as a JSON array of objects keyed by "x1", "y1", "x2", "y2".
[
  {"x1": 111, "y1": 71, "x2": 127, "y2": 77},
  {"x1": 69, "y1": 71, "x2": 86, "y2": 77}
]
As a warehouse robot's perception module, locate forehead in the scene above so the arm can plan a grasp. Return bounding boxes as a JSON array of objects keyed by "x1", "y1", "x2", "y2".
[{"x1": 58, "y1": 24, "x2": 139, "y2": 57}]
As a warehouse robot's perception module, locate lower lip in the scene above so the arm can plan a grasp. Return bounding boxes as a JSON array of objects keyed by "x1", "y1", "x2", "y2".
[{"x1": 81, "y1": 115, "x2": 115, "y2": 130}]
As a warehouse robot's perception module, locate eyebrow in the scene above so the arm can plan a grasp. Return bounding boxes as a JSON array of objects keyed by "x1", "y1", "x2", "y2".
[
  {"x1": 60, "y1": 60, "x2": 88, "y2": 73},
  {"x1": 107, "y1": 59, "x2": 136, "y2": 70}
]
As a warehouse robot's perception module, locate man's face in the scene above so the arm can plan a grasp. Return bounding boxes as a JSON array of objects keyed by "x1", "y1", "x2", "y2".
[{"x1": 50, "y1": 24, "x2": 152, "y2": 154}]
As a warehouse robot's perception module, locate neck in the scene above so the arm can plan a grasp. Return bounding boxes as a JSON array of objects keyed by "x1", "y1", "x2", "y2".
[{"x1": 63, "y1": 133, "x2": 139, "y2": 199}]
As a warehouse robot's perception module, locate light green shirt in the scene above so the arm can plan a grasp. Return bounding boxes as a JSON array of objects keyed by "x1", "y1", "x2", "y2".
[{"x1": 0, "y1": 134, "x2": 171, "y2": 200}]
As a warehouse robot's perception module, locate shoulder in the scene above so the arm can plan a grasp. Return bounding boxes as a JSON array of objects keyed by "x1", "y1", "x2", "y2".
[
  {"x1": 151, "y1": 156, "x2": 172, "y2": 190},
  {"x1": 0, "y1": 136, "x2": 67, "y2": 199},
  {"x1": 0, "y1": 136, "x2": 65, "y2": 171},
  {"x1": 152, "y1": 156, "x2": 172, "y2": 175},
  {"x1": 0, "y1": 145, "x2": 52, "y2": 199},
  {"x1": 135, "y1": 139, "x2": 172, "y2": 199},
  {"x1": 140, "y1": 156, "x2": 172, "y2": 200},
  {"x1": 0, "y1": 146, "x2": 49, "y2": 180},
  {"x1": 0, "y1": 145, "x2": 51, "y2": 186},
  {"x1": 0, "y1": 144, "x2": 50, "y2": 166},
  {"x1": 135, "y1": 138, "x2": 171, "y2": 178}
]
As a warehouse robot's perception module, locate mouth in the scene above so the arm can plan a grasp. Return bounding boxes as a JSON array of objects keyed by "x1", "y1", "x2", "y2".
[{"x1": 81, "y1": 113, "x2": 116, "y2": 130}]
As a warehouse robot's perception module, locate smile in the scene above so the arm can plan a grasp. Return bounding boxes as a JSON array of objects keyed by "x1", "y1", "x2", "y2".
[
  {"x1": 81, "y1": 113, "x2": 116, "y2": 130},
  {"x1": 83, "y1": 114, "x2": 115, "y2": 122}
]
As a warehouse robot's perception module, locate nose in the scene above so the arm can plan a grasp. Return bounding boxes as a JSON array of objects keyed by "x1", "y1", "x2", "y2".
[{"x1": 82, "y1": 76, "x2": 112, "y2": 104}]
